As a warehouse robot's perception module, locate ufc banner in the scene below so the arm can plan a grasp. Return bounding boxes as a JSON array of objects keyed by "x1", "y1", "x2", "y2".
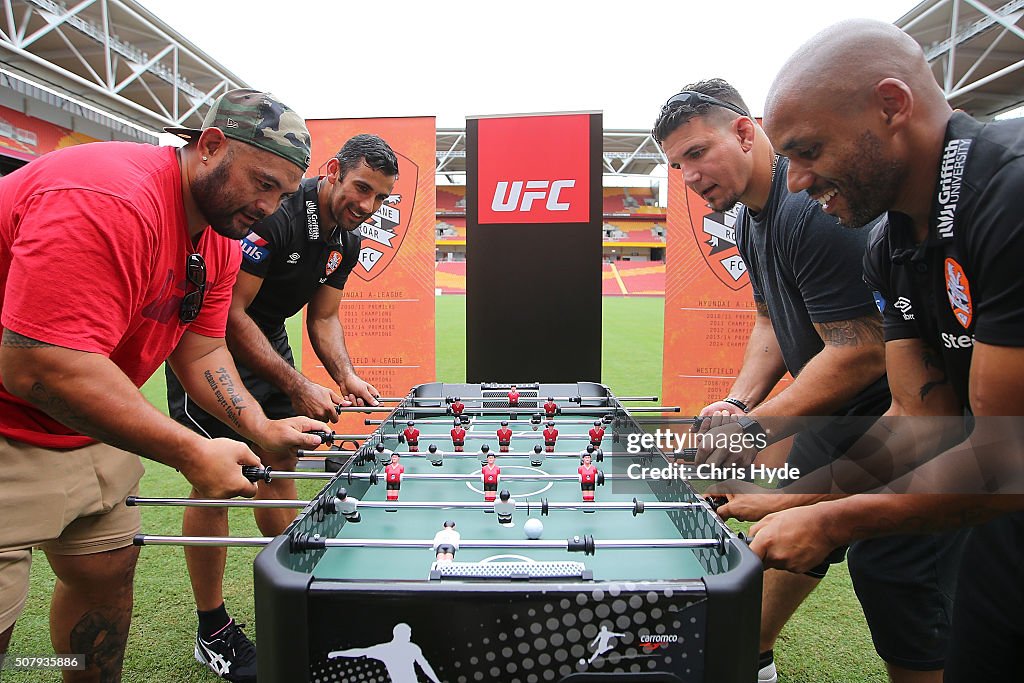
[
  {"x1": 661, "y1": 164, "x2": 791, "y2": 415},
  {"x1": 302, "y1": 116, "x2": 437, "y2": 434},
  {"x1": 467, "y1": 112, "x2": 602, "y2": 382}
]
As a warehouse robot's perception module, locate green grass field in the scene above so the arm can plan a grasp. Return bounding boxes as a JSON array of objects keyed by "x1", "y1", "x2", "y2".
[{"x1": 6, "y1": 295, "x2": 885, "y2": 682}]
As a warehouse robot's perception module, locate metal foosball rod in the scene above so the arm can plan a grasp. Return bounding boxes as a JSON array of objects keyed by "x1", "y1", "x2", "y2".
[
  {"x1": 133, "y1": 534, "x2": 729, "y2": 555},
  {"x1": 378, "y1": 406, "x2": 681, "y2": 416},
  {"x1": 127, "y1": 496, "x2": 704, "y2": 514},
  {"x1": 295, "y1": 447, "x2": 696, "y2": 460},
  {"x1": 237, "y1": 466, "x2": 649, "y2": 483}
]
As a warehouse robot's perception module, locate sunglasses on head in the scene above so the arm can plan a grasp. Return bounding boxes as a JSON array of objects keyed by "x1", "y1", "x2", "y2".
[
  {"x1": 179, "y1": 252, "x2": 207, "y2": 324},
  {"x1": 663, "y1": 91, "x2": 750, "y2": 118}
]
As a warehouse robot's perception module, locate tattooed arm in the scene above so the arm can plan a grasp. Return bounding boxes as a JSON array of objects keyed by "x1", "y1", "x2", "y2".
[
  {"x1": 0, "y1": 328, "x2": 259, "y2": 498},
  {"x1": 165, "y1": 330, "x2": 326, "y2": 456},
  {"x1": 746, "y1": 312, "x2": 886, "y2": 423}
]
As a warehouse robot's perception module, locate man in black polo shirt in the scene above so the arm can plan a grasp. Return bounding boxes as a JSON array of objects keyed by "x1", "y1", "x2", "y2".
[
  {"x1": 165, "y1": 134, "x2": 399, "y2": 681},
  {"x1": 758, "y1": 19, "x2": 1024, "y2": 681},
  {"x1": 652, "y1": 79, "x2": 962, "y2": 683}
]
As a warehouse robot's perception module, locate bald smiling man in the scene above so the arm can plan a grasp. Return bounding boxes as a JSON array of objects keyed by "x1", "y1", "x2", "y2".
[{"x1": 756, "y1": 19, "x2": 1024, "y2": 681}]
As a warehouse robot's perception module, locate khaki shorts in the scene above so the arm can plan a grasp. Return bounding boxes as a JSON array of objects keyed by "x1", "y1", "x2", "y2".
[{"x1": 0, "y1": 437, "x2": 144, "y2": 632}]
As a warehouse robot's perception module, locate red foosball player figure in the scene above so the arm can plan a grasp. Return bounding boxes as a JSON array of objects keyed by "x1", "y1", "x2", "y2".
[
  {"x1": 385, "y1": 453, "x2": 404, "y2": 501},
  {"x1": 508, "y1": 385, "x2": 520, "y2": 407},
  {"x1": 579, "y1": 453, "x2": 597, "y2": 502},
  {"x1": 481, "y1": 453, "x2": 501, "y2": 502},
  {"x1": 403, "y1": 420, "x2": 420, "y2": 452},
  {"x1": 450, "y1": 396, "x2": 465, "y2": 417},
  {"x1": 589, "y1": 420, "x2": 606, "y2": 448},
  {"x1": 450, "y1": 419, "x2": 467, "y2": 452},
  {"x1": 544, "y1": 397, "x2": 558, "y2": 419},
  {"x1": 496, "y1": 420, "x2": 513, "y2": 453},
  {"x1": 543, "y1": 421, "x2": 559, "y2": 453}
]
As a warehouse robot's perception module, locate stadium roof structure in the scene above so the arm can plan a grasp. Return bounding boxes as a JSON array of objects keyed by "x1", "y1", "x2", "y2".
[
  {"x1": 436, "y1": 128, "x2": 668, "y2": 180},
  {"x1": 898, "y1": 0, "x2": 1024, "y2": 118},
  {"x1": 0, "y1": 0, "x2": 248, "y2": 139}
]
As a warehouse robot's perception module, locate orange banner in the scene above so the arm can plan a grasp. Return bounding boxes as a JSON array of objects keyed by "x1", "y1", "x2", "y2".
[
  {"x1": 0, "y1": 104, "x2": 99, "y2": 161},
  {"x1": 661, "y1": 171, "x2": 791, "y2": 415},
  {"x1": 303, "y1": 117, "x2": 437, "y2": 434}
]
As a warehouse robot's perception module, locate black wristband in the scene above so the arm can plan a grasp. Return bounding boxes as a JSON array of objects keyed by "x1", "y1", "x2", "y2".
[{"x1": 722, "y1": 397, "x2": 749, "y2": 413}]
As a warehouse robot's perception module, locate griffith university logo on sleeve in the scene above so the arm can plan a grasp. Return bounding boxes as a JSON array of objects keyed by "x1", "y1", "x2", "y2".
[
  {"x1": 240, "y1": 231, "x2": 269, "y2": 263},
  {"x1": 477, "y1": 114, "x2": 590, "y2": 225},
  {"x1": 945, "y1": 257, "x2": 973, "y2": 328},
  {"x1": 355, "y1": 150, "x2": 417, "y2": 281}
]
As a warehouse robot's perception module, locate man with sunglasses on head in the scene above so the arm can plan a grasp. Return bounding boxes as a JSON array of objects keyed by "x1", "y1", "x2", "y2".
[
  {"x1": 0, "y1": 88, "x2": 329, "y2": 682},
  {"x1": 164, "y1": 133, "x2": 398, "y2": 681},
  {"x1": 753, "y1": 19, "x2": 1024, "y2": 681},
  {"x1": 652, "y1": 80, "x2": 963, "y2": 683}
]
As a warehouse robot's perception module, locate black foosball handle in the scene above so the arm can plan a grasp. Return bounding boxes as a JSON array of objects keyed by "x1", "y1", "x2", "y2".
[
  {"x1": 306, "y1": 429, "x2": 336, "y2": 444},
  {"x1": 243, "y1": 466, "x2": 273, "y2": 483}
]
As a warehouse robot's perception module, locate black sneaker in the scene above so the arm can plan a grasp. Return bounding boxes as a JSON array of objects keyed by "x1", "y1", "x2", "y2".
[{"x1": 194, "y1": 619, "x2": 257, "y2": 682}]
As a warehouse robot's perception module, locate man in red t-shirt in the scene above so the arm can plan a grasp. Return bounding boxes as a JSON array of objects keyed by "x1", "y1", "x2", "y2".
[
  {"x1": 403, "y1": 421, "x2": 421, "y2": 452},
  {"x1": 496, "y1": 420, "x2": 513, "y2": 453},
  {"x1": 543, "y1": 421, "x2": 559, "y2": 453},
  {"x1": 0, "y1": 89, "x2": 327, "y2": 679},
  {"x1": 450, "y1": 419, "x2": 467, "y2": 452}
]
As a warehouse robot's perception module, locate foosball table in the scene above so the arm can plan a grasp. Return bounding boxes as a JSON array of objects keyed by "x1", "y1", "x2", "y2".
[{"x1": 248, "y1": 382, "x2": 761, "y2": 682}]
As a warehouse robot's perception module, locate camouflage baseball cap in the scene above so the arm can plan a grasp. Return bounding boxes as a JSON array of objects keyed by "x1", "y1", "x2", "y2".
[{"x1": 164, "y1": 88, "x2": 311, "y2": 171}]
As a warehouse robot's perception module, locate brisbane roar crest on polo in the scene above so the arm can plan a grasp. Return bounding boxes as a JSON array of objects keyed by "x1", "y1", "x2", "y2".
[
  {"x1": 354, "y1": 150, "x2": 417, "y2": 281},
  {"x1": 477, "y1": 114, "x2": 591, "y2": 224}
]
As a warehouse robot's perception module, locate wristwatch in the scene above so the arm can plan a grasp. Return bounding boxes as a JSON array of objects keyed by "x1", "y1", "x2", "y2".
[{"x1": 737, "y1": 416, "x2": 766, "y2": 441}]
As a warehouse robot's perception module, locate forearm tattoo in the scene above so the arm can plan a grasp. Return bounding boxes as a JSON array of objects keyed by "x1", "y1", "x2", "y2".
[
  {"x1": 814, "y1": 313, "x2": 884, "y2": 347},
  {"x1": 203, "y1": 367, "x2": 247, "y2": 429},
  {"x1": 919, "y1": 349, "x2": 950, "y2": 400},
  {"x1": 27, "y1": 381, "x2": 133, "y2": 447}
]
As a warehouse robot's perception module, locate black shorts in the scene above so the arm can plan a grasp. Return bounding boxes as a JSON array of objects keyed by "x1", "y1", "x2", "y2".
[
  {"x1": 435, "y1": 543, "x2": 455, "y2": 556},
  {"x1": 944, "y1": 513, "x2": 1024, "y2": 681},
  {"x1": 453, "y1": 441, "x2": 464, "y2": 447},
  {"x1": 545, "y1": 441, "x2": 556, "y2": 447},
  {"x1": 165, "y1": 323, "x2": 294, "y2": 442},
  {"x1": 386, "y1": 481, "x2": 400, "y2": 491},
  {"x1": 499, "y1": 441, "x2": 511, "y2": 447},
  {"x1": 848, "y1": 528, "x2": 967, "y2": 669},
  {"x1": 483, "y1": 482, "x2": 497, "y2": 491},
  {"x1": 581, "y1": 483, "x2": 595, "y2": 491}
]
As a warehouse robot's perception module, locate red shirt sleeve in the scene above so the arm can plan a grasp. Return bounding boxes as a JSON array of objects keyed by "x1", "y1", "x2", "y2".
[{"x1": 3, "y1": 191, "x2": 155, "y2": 354}]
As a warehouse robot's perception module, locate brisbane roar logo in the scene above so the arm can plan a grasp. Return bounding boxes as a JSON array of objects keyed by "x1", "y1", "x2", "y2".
[
  {"x1": 355, "y1": 151, "x2": 417, "y2": 281},
  {"x1": 945, "y1": 257, "x2": 973, "y2": 329},
  {"x1": 684, "y1": 186, "x2": 748, "y2": 290}
]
